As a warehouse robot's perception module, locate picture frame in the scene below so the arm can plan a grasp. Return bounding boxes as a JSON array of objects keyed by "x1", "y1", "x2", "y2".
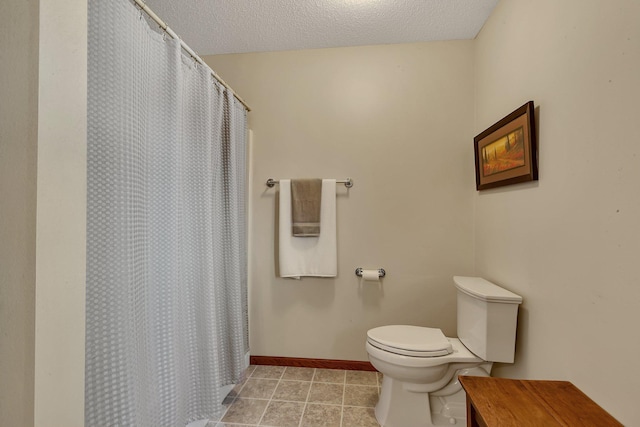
[{"x1": 474, "y1": 101, "x2": 538, "y2": 191}]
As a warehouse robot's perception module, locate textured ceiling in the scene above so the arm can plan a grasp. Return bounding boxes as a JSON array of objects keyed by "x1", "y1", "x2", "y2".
[{"x1": 143, "y1": 0, "x2": 499, "y2": 56}]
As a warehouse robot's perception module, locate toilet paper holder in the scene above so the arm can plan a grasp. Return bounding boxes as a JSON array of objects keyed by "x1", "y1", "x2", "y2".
[{"x1": 355, "y1": 268, "x2": 386, "y2": 278}]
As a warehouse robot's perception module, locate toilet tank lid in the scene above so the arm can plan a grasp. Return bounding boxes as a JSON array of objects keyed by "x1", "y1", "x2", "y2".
[{"x1": 454, "y1": 276, "x2": 523, "y2": 303}]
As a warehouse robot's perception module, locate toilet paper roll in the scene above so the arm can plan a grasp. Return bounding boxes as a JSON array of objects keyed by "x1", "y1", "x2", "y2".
[{"x1": 361, "y1": 269, "x2": 381, "y2": 282}]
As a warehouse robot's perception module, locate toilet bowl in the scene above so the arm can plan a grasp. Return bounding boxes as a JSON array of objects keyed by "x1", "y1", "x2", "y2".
[
  {"x1": 366, "y1": 276, "x2": 522, "y2": 427},
  {"x1": 367, "y1": 327, "x2": 490, "y2": 426}
]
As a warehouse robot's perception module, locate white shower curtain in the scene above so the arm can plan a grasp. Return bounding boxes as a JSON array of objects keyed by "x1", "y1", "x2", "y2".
[{"x1": 86, "y1": 1, "x2": 248, "y2": 425}]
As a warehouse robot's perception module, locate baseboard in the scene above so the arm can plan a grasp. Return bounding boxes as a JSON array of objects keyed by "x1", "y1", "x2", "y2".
[{"x1": 250, "y1": 355, "x2": 377, "y2": 371}]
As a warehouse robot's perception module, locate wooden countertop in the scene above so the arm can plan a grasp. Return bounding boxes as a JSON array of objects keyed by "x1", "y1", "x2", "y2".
[{"x1": 459, "y1": 376, "x2": 622, "y2": 426}]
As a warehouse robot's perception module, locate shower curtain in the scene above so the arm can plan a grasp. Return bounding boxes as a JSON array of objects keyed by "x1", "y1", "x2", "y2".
[{"x1": 86, "y1": 1, "x2": 248, "y2": 425}]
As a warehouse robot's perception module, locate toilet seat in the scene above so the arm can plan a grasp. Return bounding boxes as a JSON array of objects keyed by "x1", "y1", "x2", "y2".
[{"x1": 367, "y1": 325, "x2": 453, "y2": 357}]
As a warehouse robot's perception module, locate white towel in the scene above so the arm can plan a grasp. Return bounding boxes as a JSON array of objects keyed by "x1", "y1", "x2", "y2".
[{"x1": 278, "y1": 179, "x2": 337, "y2": 278}]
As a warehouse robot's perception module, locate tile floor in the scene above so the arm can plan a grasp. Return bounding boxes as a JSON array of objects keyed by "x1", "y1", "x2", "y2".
[{"x1": 206, "y1": 365, "x2": 382, "y2": 427}]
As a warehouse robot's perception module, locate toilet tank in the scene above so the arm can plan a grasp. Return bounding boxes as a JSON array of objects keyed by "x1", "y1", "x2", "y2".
[{"x1": 454, "y1": 276, "x2": 523, "y2": 363}]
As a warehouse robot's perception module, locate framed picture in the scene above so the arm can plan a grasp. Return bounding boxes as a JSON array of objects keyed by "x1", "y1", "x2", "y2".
[{"x1": 474, "y1": 101, "x2": 538, "y2": 191}]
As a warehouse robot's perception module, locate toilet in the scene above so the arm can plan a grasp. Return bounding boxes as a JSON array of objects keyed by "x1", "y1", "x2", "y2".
[{"x1": 366, "y1": 276, "x2": 522, "y2": 427}]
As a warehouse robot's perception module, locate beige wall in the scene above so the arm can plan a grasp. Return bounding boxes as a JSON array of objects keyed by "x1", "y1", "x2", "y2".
[
  {"x1": 33, "y1": 0, "x2": 87, "y2": 425},
  {"x1": 205, "y1": 41, "x2": 476, "y2": 361},
  {"x1": 0, "y1": 1, "x2": 39, "y2": 425},
  {"x1": 474, "y1": 0, "x2": 640, "y2": 424},
  {"x1": 2, "y1": 1, "x2": 87, "y2": 423}
]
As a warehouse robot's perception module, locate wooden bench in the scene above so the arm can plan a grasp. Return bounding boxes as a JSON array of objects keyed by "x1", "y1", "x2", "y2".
[{"x1": 459, "y1": 376, "x2": 622, "y2": 426}]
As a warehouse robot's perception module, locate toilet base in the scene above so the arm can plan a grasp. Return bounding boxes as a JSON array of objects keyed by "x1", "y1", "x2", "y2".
[
  {"x1": 375, "y1": 375, "x2": 434, "y2": 427},
  {"x1": 429, "y1": 394, "x2": 467, "y2": 425},
  {"x1": 374, "y1": 365, "x2": 491, "y2": 427}
]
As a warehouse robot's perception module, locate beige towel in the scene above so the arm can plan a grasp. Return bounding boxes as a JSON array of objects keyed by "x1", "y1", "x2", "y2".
[{"x1": 291, "y1": 178, "x2": 322, "y2": 237}]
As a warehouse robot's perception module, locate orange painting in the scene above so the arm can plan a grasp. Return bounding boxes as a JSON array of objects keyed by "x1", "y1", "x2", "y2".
[{"x1": 481, "y1": 127, "x2": 525, "y2": 177}]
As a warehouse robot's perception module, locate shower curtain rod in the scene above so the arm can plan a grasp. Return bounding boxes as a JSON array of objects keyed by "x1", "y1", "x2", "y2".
[{"x1": 132, "y1": 0, "x2": 251, "y2": 112}]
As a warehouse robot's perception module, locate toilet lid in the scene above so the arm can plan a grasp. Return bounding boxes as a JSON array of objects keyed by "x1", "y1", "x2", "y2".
[{"x1": 367, "y1": 325, "x2": 453, "y2": 357}]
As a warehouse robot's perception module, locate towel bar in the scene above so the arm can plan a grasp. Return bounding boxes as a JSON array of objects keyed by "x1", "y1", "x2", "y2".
[{"x1": 266, "y1": 178, "x2": 353, "y2": 188}]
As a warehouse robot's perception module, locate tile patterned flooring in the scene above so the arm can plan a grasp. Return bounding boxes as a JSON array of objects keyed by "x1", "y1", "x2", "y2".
[{"x1": 206, "y1": 365, "x2": 382, "y2": 427}]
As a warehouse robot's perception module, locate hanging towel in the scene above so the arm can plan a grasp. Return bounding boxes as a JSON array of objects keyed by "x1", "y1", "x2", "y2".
[
  {"x1": 278, "y1": 179, "x2": 337, "y2": 278},
  {"x1": 291, "y1": 178, "x2": 322, "y2": 237}
]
